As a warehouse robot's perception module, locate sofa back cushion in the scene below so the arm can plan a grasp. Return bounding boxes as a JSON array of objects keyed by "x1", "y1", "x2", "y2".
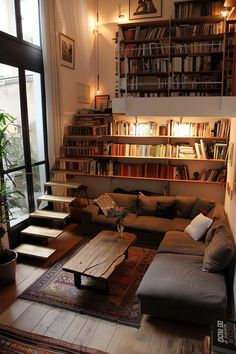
[
  {"x1": 137, "y1": 195, "x2": 175, "y2": 216},
  {"x1": 203, "y1": 227, "x2": 235, "y2": 273},
  {"x1": 175, "y1": 196, "x2": 196, "y2": 218},
  {"x1": 108, "y1": 193, "x2": 137, "y2": 213},
  {"x1": 207, "y1": 203, "x2": 225, "y2": 220},
  {"x1": 190, "y1": 198, "x2": 215, "y2": 219},
  {"x1": 205, "y1": 219, "x2": 227, "y2": 244}
]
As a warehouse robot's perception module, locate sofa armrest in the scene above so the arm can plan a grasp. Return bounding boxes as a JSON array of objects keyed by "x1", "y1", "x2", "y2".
[{"x1": 81, "y1": 204, "x2": 100, "y2": 234}]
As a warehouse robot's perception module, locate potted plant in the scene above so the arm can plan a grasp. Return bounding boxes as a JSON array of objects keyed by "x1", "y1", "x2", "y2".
[{"x1": 0, "y1": 111, "x2": 23, "y2": 286}]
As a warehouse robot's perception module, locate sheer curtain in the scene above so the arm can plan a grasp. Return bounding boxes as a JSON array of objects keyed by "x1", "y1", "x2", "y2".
[{"x1": 39, "y1": 0, "x2": 63, "y2": 168}]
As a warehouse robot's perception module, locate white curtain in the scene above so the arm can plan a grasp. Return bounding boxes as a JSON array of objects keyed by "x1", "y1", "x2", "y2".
[{"x1": 39, "y1": 0, "x2": 63, "y2": 168}]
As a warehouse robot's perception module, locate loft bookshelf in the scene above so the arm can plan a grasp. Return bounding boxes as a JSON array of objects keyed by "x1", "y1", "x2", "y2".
[{"x1": 115, "y1": 10, "x2": 236, "y2": 98}]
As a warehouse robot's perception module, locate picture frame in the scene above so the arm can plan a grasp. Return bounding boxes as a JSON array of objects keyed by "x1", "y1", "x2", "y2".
[
  {"x1": 129, "y1": 0, "x2": 162, "y2": 20},
  {"x1": 76, "y1": 82, "x2": 90, "y2": 103},
  {"x1": 95, "y1": 95, "x2": 110, "y2": 112},
  {"x1": 59, "y1": 33, "x2": 75, "y2": 69}
]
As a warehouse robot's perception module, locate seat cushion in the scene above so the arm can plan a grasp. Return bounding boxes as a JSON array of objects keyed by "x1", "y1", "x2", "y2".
[
  {"x1": 137, "y1": 253, "x2": 227, "y2": 325},
  {"x1": 170, "y1": 218, "x2": 190, "y2": 232},
  {"x1": 158, "y1": 231, "x2": 206, "y2": 256},
  {"x1": 131, "y1": 216, "x2": 171, "y2": 233}
]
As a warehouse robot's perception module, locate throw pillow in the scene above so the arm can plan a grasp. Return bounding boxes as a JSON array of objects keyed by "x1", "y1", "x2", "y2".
[
  {"x1": 175, "y1": 197, "x2": 196, "y2": 218},
  {"x1": 155, "y1": 201, "x2": 176, "y2": 219},
  {"x1": 185, "y1": 213, "x2": 213, "y2": 241},
  {"x1": 203, "y1": 231, "x2": 234, "y2": 272},
  {"x1": 190, "y1": 198, "x2": 215, "y2": 219},
  {"x1": 94, "y1": 193, "x2": 117, "y2": 216},
  {"x1": 205, "y1": 219, "x2": 226, "y2": 244}
]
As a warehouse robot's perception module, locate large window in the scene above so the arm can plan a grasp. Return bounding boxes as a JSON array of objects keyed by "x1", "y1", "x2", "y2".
[{"x1": 0, "y1": 1, "x2": 49, "y2": 241}]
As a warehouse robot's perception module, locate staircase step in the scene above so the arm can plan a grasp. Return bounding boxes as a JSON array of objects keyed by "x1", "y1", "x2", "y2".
[
  {"x1": 21, "y1": 226, "x2": 63, "y2": 239},
  {"x1": 14, "y1": 243, "x2": 56, "y2": 259},
  {"x1": 44, "y1": 181, "x2": 82, "y2": 189},
  {"x1": 30, "y1": 210, "x2": 70, "y2": 221},
  {"x1": 38, "y1": 194, "x2": 76, "y2": 204}
]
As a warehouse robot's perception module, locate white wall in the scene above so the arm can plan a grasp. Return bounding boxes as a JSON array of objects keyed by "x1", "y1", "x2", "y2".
[{"x1": 224, "y1": 118, "x2": 236, "y2": 317}]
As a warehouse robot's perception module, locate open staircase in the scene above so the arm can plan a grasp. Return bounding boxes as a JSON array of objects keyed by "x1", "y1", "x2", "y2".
[{"x1": 14, "y1": 180, "x2": 85, "y2": 259}]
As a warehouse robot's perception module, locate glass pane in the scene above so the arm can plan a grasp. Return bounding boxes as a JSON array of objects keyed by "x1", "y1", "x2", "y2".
[
  {"x1": 0, "y1": 0, "x2": 16, "y2": 36},
  {"x1": 5, "y1": 171, "x2": 29, "y2": 227},
  {"x1": 32, "y1": 164, "x2": 46, "y2": 208},
  {"x1": 25, "y1": 70, "x2": 45, "y2": 162},
  {"x1": 20, "y1": 0, "x2": 40, "y2": 46},
  {"x1": 0, "y1": 64, "x2": 25, "y2": 169}
]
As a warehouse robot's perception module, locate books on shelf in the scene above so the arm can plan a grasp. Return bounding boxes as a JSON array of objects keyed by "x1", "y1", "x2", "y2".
[{"x1": 211, "y1": 319, "x2": 236, "y2": 354}]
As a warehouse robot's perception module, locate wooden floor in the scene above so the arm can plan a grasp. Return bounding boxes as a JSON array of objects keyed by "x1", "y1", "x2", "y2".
[{"x1": 0, "y1": 224, "x2": 208, "y2": 354}]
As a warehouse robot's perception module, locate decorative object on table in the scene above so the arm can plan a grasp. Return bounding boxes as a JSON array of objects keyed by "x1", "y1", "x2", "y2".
[
  {"x1": 129, "y1": 0, "x2": 162, "y2": 20},
  {"x1": 107, "y1": 205, "x2": 129, "y2": 235},
  {"x1": 0, "y1": 323, "x2": 106, "y2": 354},
  {"x1": 95, "y1": 94, "x2": 110, "y2": 112},
  {"x1": 19, "y1": 241, "x2": 155, "y2": 327}
]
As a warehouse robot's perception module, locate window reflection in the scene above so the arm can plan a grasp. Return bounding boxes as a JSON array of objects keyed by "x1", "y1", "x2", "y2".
[{"x1": 0, "y1": 0, "x2": 16, "y2": 37}]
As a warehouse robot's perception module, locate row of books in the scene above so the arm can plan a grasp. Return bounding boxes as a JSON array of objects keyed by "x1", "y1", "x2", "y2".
[
  {"x1": 121, "y1": 41, "x2": 223, "y2": 59},
  {"x1": 174, "y1": 1, "x2": 224, "y2": 19},
  {"x1": 112, "y1": 119, "x2": 230, "y2": 138},
  {"x1": 62, "y1": 142, "x2": 228, "y2": 160},
  {"x1": 171, "y1": 22, "x2": 224, "y2": 36},
  {"x1": 67, "y1": 124, "x2": 111, "y2": 136},
  {"x1": 121, "y1": 21, "x2": 224, "y2": 42}
]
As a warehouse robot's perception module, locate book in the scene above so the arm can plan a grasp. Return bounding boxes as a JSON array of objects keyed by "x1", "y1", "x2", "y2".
[{"x1": 211, "y1": 319, "x2": 236, "y2": 354}]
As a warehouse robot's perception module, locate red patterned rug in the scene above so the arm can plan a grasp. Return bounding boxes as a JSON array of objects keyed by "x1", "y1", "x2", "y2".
[
  {"x1": 19, "y1": 242, "x2": 155, "y2": 327},
  {"x1": 0, "y1": 323, "x2": 107, "y2": 353}
]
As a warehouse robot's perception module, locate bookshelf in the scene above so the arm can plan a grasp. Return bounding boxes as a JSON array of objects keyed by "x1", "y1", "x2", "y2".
[
  {"x1": 115, "y1": 14, "x2": 236, "y2": 98},
  {"x1": 53, "y1": 115, "x2": 230, "y2": 199},
  {"x1": 174, "y1": 0, "x2": 224, "y2": 20}
]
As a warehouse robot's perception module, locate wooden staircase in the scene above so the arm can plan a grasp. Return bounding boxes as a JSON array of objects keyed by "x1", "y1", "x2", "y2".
[{"x1": 14, "y1": 181, "x2": 84, "y2": 259}]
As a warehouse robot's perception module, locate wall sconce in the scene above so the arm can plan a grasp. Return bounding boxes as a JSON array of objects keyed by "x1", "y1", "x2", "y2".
[
  {"x1": 117, "y1": 5, "x2": 126, "y2": 23},
  {"x1": 223, "y1": 0, "x2": 236, "y2": 19}
]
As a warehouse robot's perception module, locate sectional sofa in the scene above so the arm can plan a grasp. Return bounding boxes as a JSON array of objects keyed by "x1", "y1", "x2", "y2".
[{"x1": 81, "y1": 192, "x2": 235, "y2": 325}]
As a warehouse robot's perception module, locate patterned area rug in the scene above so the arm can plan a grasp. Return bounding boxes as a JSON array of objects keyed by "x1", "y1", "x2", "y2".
[
  {"x1": 0, "y1": 323, "x2": 107, "y2": 353},
  {"x1": 20, "y1": 242, "x2": 155, "y2": 327}
]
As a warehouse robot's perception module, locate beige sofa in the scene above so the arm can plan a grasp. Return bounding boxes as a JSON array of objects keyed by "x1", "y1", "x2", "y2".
[{"x1": 81, "y1": 192, "x2": 235, "y2": 325}]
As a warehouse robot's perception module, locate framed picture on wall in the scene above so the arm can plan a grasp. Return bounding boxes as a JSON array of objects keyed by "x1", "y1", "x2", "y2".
[
  {"x1": 95, "y1": 95, "x2": 110, "y2": 112},
  {"x1": 59, "y1": 33, "x2": 75, "y2": 69},
  {"x1": 129, "y1": 0, "x2": 162, "y2": 20}
]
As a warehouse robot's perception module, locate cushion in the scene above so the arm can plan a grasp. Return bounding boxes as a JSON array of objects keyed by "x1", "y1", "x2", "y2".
[
  {"x1": 205, "y1": 219, "x2": 227, "y2": 244},
  {"x1": 175, "y1": 197, "x2": 196, "y2": 218},
  {"x1": 203, "y1": 231, "x2": 234, "y2": 273},
  {"x1": 156, "y1": 201, "x2": 176, "y2": 219},
  {"x1": 108, "y1": 193, "x2": 137, "y2": 213},
  {"x1": 185, "y1": 213, "x2": 213, "y2": 241},
  {"x1": 207, "y1": 204, "x2": 226, "y2": 220},
  {"x1": 190, "y1": 198, "x2": 215, "y2": 219},
  {"x1": 94, "y1": 193, "x2": 117, "y2": 216},
  {"x1": 137, "y1": 195, "x2": 175, "y2": 216}
]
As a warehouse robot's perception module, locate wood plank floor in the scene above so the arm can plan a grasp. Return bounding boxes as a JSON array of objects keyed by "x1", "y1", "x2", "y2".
[{"x1": 0, "y1": 224, "x2": 209, "y2": 354}]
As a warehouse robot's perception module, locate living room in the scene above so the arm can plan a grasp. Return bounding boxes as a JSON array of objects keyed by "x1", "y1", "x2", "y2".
[{"x1": 0, "y1": 0, "x2": 236, "y2": 353}]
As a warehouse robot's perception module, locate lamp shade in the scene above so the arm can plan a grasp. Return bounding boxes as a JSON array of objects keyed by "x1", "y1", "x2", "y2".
[{"x1": 224, "y1": 0, "x2": 236, "y2": 7}]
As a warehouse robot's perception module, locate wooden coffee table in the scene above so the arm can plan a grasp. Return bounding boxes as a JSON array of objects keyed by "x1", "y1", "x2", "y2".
[{"x1": 62, "y1": 230, "x2": 136, "y2": 293}]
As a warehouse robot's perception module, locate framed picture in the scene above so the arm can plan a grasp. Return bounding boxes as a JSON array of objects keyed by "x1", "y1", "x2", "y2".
[
  {"x1": 76, "y1": 82, "x2": 90, "y2": 103},
  {"x1": 95, "y1": 95, "x2": 110, "y2": 112},
  {"x1": 59, "y1": 33, "x2": 75, "y2": 69},
  {"x1": 129, "y1": 0, "x2": 162, "y2": 20}
]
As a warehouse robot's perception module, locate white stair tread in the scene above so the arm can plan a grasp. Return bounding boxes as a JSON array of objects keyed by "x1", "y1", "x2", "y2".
[
  {"x1": 21, "y1": 226, "x2": 63, "y2": 238},
  {"x1": 30, "y1": 210, "x2": 70, "y2": 220},
  {"x1": 44, "y1": 181, "x2": 82, "y2": 189},
  {"x1": 14, "y1": 243, "x2": 56, "y2": 259},
  {"x1": 38, "y1": 195, "x2": 76, "y2": 204}
]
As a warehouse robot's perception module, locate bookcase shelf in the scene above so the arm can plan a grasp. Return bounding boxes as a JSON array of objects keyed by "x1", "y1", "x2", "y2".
[
  {"x1": 115, "y1": 10, "x2": 236, "y2": 98},
  {"x1": 52, "y1": 114, "x2": 230, "y2": 193}
]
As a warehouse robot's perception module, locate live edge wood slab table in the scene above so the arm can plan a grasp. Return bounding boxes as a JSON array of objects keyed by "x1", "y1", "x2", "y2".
[{"x1": 62, "y1": 230, "x2": 136, "y2": 293}]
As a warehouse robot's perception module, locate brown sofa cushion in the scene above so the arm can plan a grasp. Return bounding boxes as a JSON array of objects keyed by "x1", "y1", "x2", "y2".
[
  {"x1": 207, "y1": 204, "x2": 226, "y2": 220},
  {"x1": 131, "y1": 215, "x2": 171, "y2": 233},
  {"x1": 203, "y1": 229, "x2": 235, "y2": 273},
  {"x1": 205, "y1": 219, "x2": 227, "y2": 244},
  {"x1": 108, "y1": 193, "x2": 137, "y2": 213},
  {"x1": 155, "y1": 201, "x2": 176, "y2": 219},
  {"x1": 190, "y1": 198, "x2": 215, "y2": 219},
  {"x1": 158, "y1": 231, "x2": 206, "y2": 256},
  {"x1": 137, "y1": 195, "x2": 175, "y2": 216},
  {"x1": 175, "y1": 196, "x2": 196, "y2": 218}
]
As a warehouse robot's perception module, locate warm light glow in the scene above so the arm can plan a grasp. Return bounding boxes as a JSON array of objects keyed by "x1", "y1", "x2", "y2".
[
  {"x1": 221, "y1": 10, "x2": 229, "y2": 17},
  {"x1": 89, "y1": 16, "x2": 96, "y2": 32},
  {"x1": 97, "y1": 89, "x2": 100, "y2": 94}
]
